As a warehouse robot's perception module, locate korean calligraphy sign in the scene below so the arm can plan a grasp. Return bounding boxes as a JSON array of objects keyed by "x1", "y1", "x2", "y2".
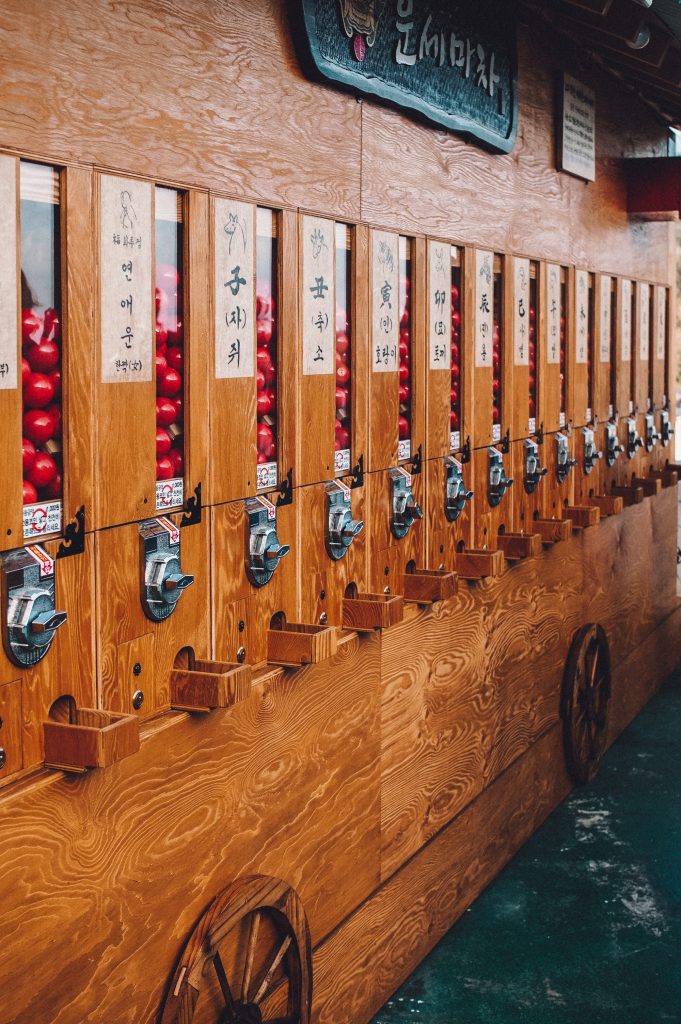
[
  {"x1": 475, "y1": 250, "x2": 493, "y2": 368},
  {"x1": 303, "y1": 215, "x2": 335, "y2": 375},
  {"x1": 372, "y1": 230, "x2": 398, "y2": 373},
  {"x1": 656, "y1": 286, "x2": 666, "y2": 362},
  {"x1": 428, "y1": 240, "x2": 450, "y2": 370},
  {"x1": 599, "y1": 275, "x2": 611, "y2": 364},
  {"x1": 546, "y1": 264, "x2": 561, "y2": 366},
  {"x1": 638, "y1": 282, "x2": 650, "y2": 363},
  {"x1": 575, "y1": 270, "x2": 589, "y2": 365},
  {"x1": 513, "y1": 257, "x2": 529, "y2": 366},
  {"x1": 214, "y1": 198, "x2": 256, "y2": 380},
  {"x1": 620, "y1": 279, "x2": 631, "y2": 363}
]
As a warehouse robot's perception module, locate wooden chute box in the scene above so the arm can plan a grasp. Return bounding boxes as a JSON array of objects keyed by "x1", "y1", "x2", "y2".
[
  {"x1": 43, "y1": 706, "x2": 139, "y2": 773},
  {"x1": 209, "y1": 205, "x2": 300, "y2": 667},
  {"x1": 296, "y1": 216, "x2": 370, "y2": 628},
  {"x1": 94, "y1": 182, "x2": 212, "y2": 720},
  {"x1": 424, "y1": 239, "x2": 474, "y2": 574}
]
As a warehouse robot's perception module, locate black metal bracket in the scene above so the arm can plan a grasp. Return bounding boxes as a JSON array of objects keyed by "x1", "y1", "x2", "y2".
[
  {"x1": 409, "y1": 443, "x2": 423, "y2": 476},
  {"x1": 56, "y1": 506, "x2": 85, "y2": 560},
  {"x1": 500, "y1": 428, "x2": 511, "y2": 455},
  {"x1": 460, "y1": 435, "x2": 472, "y2": 465},
  {"x1": 276, "y1": 467, "x2": 294, "y2": 508},
  {"x1": 349, "y1": 453, "x2": 365, "y2": 489},
  {"x1": 180, "y1": 483, "x2": 202, "y2": 529},
  {"x1": 535, "y1": 422, "x2": 544, "y2": 446}
]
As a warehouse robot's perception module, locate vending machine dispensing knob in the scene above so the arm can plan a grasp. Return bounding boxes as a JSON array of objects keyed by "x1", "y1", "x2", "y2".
[
  {"x1": 325, "y1": 480, "x2": 364, "y2": 561},
  {"x1": 660, "y1": 409, "x2": 674, "y2": 448},
  {"x1": 644, "y1": 413, "x2": 660, "y2": 453},
  {"x1": 444, "y1": 456, "x2": 473, "y2": 522},
  {"x1": 390, "y1": 467, "x2": 423, "y2": 540},
  {"x1": 523, "y1": 439, "x2": 547, "y2": 495},
  {"x1": 582, "y1": 427, "x2": 603, "y2": 476},
  {"x1": 604, "y1": 422, "x2": 624, "y2": 468},
  {"x1": 487, "y1": 446, "x2": 514, "y2": 508},
  {"x1": 245, "y1": 496, "x2": 290, "y2": 588},
  {"x1": 555, "y1": 431, "x2": 577, "y2": 485},
  {"x1": 626, "y1": 417, "x2": 643, "y2": 460},
  {"x1": 1, "y1": 545, "x2": 67, "y2": 668},
  {"x1": 140, "y1": 517, "x2": 194, "y2": 622}
]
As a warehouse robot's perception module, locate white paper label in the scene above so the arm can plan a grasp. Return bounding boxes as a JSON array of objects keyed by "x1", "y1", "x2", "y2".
[
  {"x1": 656, "y1": 286, "x2": 666, "y2": 361},
  {"x1": 428, "y1": 240, "x2": 450, "y2": 370},
  {"x1": 372, "y1": 231, "x2": 398, "y2": 372},
  {"x1": 450, "y1": 430, "x2": 460, "y2": 451},
  {"x1": 513, "y1": 257, "x2": 530, "y2": 366},
  {"x1": 599, "y1": 275, "x2": 611, "y2": 363},
  {"x1": 214, "y1": 198, "x2": 255, "y2": 379},
  {"x1": 559, "y1": 412, "x2": 566, "y2": 427},
  {"x1": 0, "y1": 156, "x2": 17, "y2": 390},
  {"x1": 546, "y1": 263, "x2": 561, "y2": 365},
  {"x1": 621, "y1": 279, "x2": 631, "y2": 362},
  {"x1": 23, "y1": 501, "x2": 62, "y2": 540},
  {"x1": 302, "y1": 216, "x2": 335, "y2": 375},
  {"x1": 335, "y1": 448, "x2": 350, "y2": 474},
  {"x1": 256, "y1": 461, "x2": 277, "y2": 490},
  {"x1": 560, "y1": 75, "x2": 596, "y2": 182},
  {"x1": 398, "y1": 439, "x2": 411, "y2": 461},
  {"x1": 575, "y1": 270, "x2": 589, "y2": 364},
  {"x1": 639, "y1": 282, "x2": 650, "y2": 361},
  {"x1": 529, "y1": 417, "x2": 536, "y2": 434},
  {"x1": 475, "y1": 250, "x2": 493, "y2": 368},
  {"x1": 100, "y1": 175, "x2": 153, "y2": 383},
  {"x1": 156, "y1": 477, "x2": 183, "y2": 511},
  {"x1": 492, "y1": 424, "x2": 501, "y2": 442}
]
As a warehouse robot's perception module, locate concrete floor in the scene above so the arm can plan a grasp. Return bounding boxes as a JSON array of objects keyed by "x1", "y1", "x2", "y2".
[{"x1": 371, "y1": 667, "x2": 681, "y2": 1024}]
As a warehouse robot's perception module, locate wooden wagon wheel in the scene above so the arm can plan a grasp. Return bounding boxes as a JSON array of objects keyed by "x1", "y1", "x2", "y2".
[
  {"x1": 561, "y1": 623, "x2": 611, "y2": 785},
  {"x1": 160, "y1": 875, "x2": 312, "y2": 1024}
]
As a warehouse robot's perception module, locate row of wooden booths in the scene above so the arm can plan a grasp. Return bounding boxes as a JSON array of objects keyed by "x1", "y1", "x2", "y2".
[{"x1": 0, "y1": 154, "x2": 676, "y2": 783}]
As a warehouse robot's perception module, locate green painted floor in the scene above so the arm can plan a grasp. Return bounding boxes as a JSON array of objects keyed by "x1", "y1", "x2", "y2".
[{"x1": 371, "y1": 668, "x2": 681, "y2": 1024}]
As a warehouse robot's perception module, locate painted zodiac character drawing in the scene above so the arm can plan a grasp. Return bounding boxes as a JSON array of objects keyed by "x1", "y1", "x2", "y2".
[
  {"x1": 339, "y1": 0, "x2": 385, "y2": 59},
  {"x1": 224, "y1": 212, "x2": 247, "y2": 255},
  {"x1": 119, "y1": 190, "x2": 137, "y2": 231}
]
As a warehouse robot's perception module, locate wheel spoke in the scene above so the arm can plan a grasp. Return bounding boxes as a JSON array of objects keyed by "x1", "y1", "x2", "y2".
[
  {"x1": 251, "y1": 935, "x2": 292, "y2": 1005},
  {"x1": 212, "y1": 951, "x2": 237, "y2": 1017},
  {"x1": 241, "y1": 911, "x2": 261, "y2": 1003}
]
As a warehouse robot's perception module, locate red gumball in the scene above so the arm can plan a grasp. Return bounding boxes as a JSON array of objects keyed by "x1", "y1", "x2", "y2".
[
  {"x1": 399, "y1": 383, "x2": 410, "y2": 404},
  {"x1": 156, "y1": 354, "x2": 168, "y2": 380},
  {"x1": 265, "y1": 363, "x2": 276, "y2": 387},
  {"x1": 492, "y1": 404, "x2": 501, "y2": 425},
  {"x1": 529, "y1": 307, "x2": 536, "y2": 323},
  {"x1": 156, "y1": 263, "x2": 180, "y2": 292},
  {"x1": 156, "y1": 321, "x2": 168, "y2": 347},
  {"x1": 23, "y1": 479, "x2": 38, "y2": 505},
  {"x1": 451, "y1": 285, "x2": 459, "y2": 305},
  {"x1": 257, "y1": 391, "x2": 272, "y2": 417},
  {"x1": 173, "y1": 396, "x2": 184, "y2": 422},
  {"x1": 44, "y1": 472, "x2": 62, "y2": 499},
  {"x1": 257, "y1": 369, "x2": 266, "y2": 392},
  {"x1": 336, "y1": 332, "x2": 349, "y2": 355},
  {"x1": 398, "y1": 415, "x2": 409, "y2": 440},
  {"x1": 256, "y1": 347, "x2": 272, "y2": 376},
  {"x1": 46, "y1": 404, "x2": 61, "y2": 437},
  {"x1": 451, "y1": 343, "x2": 459, "y2": 364},
  {"x1": 450, "y1": 410, "x2": 459, "y2": 430},
  {"x1": 450, "y1": 387, "x2": 459, "y2": 406},
  {"x1": 28, "y1": 338, "x2": 59, "y2": 373},
  {"x1": 335, "y1": 423, "x2": 349, "y2": 449},
  {"x1": 336, "y1": 349, "x2": 347, "y2": 369},
  {"x1": 257, "y1": 452, "x2": 268, "y2": 465},
  {"x1": 156, "y1": 428, "x2": 172, "y2": 457},
  {"x1": 257, "y1": 422, "x2": 274, "y2": 455},
  {"x1": 159, "y1": 367, "x2": 182, "y2": 397},
  {"x1": 23, "y1": 409, "x2": 53, "y2": 445},
  {"x1": 493, "y1": 378, "x2": 500, "y2": 397},
  {"x1": 256, "y1": 294, "x2": 273, "y2": 319},
  {"x1": 43, "y1": 308, "x2": 61, "y2": 341},
  {"x1": 529, "y1": 398, "x2": 536, "y2": 418},
  {"x1": 400, "y1": 309, "x2": 410, "y2": 329},
  {"x1": 22, "y1": 309, "x2": 43, "y2": 345},
  {"x1": 28, "y1": 452, "x2": 57, "y2": 489},
  {"x1": 265, "y1": 388, "x2": 276, "y2": 412},
  {"x1": 156, "y1": 398, "x2": 176, "y2": 427},
  {"x1": 451, "y1": 310, "x2": 461, "y2": 329},
  {"x1": 24, "y1": 372, "x2": 55, "y2": 409},
  {"x1": 336, "y1": 386, "x2": 349, "y2": 410},
  {"x1": 48, "y1": 368, "x2": 62, "y2": 398},
  {"x1": 156, "y1": 457, "x2": 174, "y2": 480},
  {"x1": 399, "y1": 339, "x2": 409, "y2": 361},
  {"x1": 257, "y1": 319, "x2": 273, "y2": 345},
  {"x1": 451, "y1": 363, "x2": 460, "y2": 382},
  {"x1": 22, "y1": 357, "x2": 30, "y2": 387},
  {"x1": 22, "y1": 437, "x2": 36, "y2": 475},
  {"x1": 166, "y1": 317, "x2": 183, "y2": 345},
  {"x1": 170, "y1": 448, "x2": 184, "y2": 476},
  {"x1": 399, "y1": 363, "x2": 409, "y2": 384},
  {"x1": 336, "y1": 363, "x2": 350, "y2": 386}
]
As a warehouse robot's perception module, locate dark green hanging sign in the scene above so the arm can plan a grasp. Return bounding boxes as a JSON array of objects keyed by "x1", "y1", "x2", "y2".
[{"x1": 289, "y1": 0, "x2": 518, "y2": 153}]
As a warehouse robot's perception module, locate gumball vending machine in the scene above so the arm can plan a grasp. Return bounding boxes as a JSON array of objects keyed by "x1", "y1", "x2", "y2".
[
  {"x1": 650, "y1": 285, "x2": 673, "y2": 473},
  {"x1": 296, "y1": 216, "x2": 372, "y2": 628},
  {"x1": 425, "y1": 241, "x2": 476, "y2": 575},
  {"x1": 589, "y1": 274, "x2": 624, "y2": 515},
  {"x1": 95, "y1": 178, "x2": 215, "y2": 721},
  {"x1": 0, "y1": 157, "x2": 126, "y2": 779},
  {"x1": 565, "y1": 269, "x2": 601, "y2": 526},
  {"x1": 612, "y1": 279, "x2": 641, "y2": 480}
]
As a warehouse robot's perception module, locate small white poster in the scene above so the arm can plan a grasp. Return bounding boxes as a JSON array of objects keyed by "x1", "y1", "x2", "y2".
[
  {"x1": 513, "y1": 257, "x2": 530, "y2": 366},
  {"x1": 546, "y1": 264, "x2": 561, "y2": 365},
  {"x1": 302, "y1": 215, "x2": 335, "y2": 375},
  {"x1": 560, "y1": 74, "x2": 596, "y2": 182},
  {"x1": 639, "y1": 282, "x2": 650, "y2": 362},
  {"x1": 575, "y1": 270, "x2": 589, "y2": 364},
  {"x1": 214, "y1": 198, "x2": 256, "y2": 379},
  {"x1": 656, "y1": 286, "x2": 666, "y2": 361},
  {"x1": 428, "y1": 240, "x2": 450, "y2": 370},
  {"x1": 621, "y1": 279, "x2": 631, "y2": 363},
  {"x1": 100, "y1": 175, "x2": 153, "y2": 383},
  {"x1": 599, "y1": 275, "x2": 611, "y2": 363},
  {"x1": 0, "y1": 156, "x2": 17, "y2": 391},
  {"x1": 475, "y1": 249, "x2": 493, "y2": 368},
  {"x1": 372, "y1": 230, "x2": 398, "y2": 372}
]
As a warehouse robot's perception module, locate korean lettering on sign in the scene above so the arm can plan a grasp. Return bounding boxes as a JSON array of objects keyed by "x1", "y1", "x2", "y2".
[
  {"x1": 513, "y1": 257, "x2": 529, "y2": 366},
  {"x1": 546, "y1": 264, "x2": 560, "y2": 365},
  {"x1": 100, "y1": 175, "x2": 152, "y2": 383},
  {"x1": 656, "y1": 286, "x2": 666, "y2": 361},
  {"x1": 428, "y1": 240, "x2": 450, "y2": 370},
  {"x1": 599, "y1": 275, "x2": 611, "y2": 363},
  {"x1": 575, "y1": 270, "x2": 589, "y2": 365},
  {"x1": 0, "y1": 156, "x2": 17, "y2": 390},
  {"x1": 639, "y1": 282, "x2": 650, "y2": 362},
  {"x1": 475, "y1": 250, "x2": 493, "y2": 368},
  {"x1": 621, "y1": 279, "x2": 631, "y2": 363},
  {"x1": 214, "y1": 198, "x2": 256, "y2": 379},
  {"x1": 372, "y1": 230, "x2": 398, "y2": 372},
  {"x1": 303, "y1": 216, "x2": 335, "y2": 375}
]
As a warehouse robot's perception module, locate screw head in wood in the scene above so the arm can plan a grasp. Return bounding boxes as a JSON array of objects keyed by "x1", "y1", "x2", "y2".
[
  {"x1": 0, "y1": 748, "x2": 6, "y2": 769},
  {"x1": 237, "y1": 646, "x2": 246, "y2": 664},
  {"x1": 132, "y1": 690, "x2": 144, "y2": 710}
]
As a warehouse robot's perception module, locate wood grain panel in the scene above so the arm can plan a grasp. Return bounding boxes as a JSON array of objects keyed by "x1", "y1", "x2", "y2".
[{"x1": 365, "y1": 468, "x2": 425, "y2": 594}]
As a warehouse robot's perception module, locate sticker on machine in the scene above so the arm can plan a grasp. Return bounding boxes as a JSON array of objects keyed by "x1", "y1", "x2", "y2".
[
  {"x1": 256, "y1": 461, "x2": 277, "y2": 491},
  {"x1": 157, "y1": 515, "x2": 180, "y2": 544},
  {"x1": 25, "y1": 543, "x2": 54, "y2": 578},
  {"x1": 156, "y1": 477, "x2": 184, "y2": 512},
  {"x1": 450, "y1": 430, "x2": 460, "y2": 451},
  {"x1": 398, "y1": 439, "x2": 411, "y2": 461},
  {"x1": 23, "y1": 500, "x2": 62, "y2": 540},
  {"x1": 335, "y1": 448, "x2": 350, "y2": 474}
]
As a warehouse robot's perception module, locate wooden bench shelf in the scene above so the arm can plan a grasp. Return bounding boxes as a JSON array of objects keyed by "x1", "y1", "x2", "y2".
[
  {"x1": 342, "y1": 593, "x2": 405, "y2": 632},
  {"x1": 267, "y1": 623, "x2": 338, "y2": 668},
  {"x1": 43, "y1": 708, "x2": 140, "y2": 773},
  {"x1": 170, "y1": 659, "x2": 252, "y2": 712},
  {"x1": 402, "y1": 568, "x2": 458, "y2": 604}
]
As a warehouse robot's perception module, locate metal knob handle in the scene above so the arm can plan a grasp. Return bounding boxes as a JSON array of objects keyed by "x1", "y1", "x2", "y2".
[
  {"x1": 29, "y1": 610, "x2": 67, "y2": 637},
  {"x1": 265, "y1": 543, "x2": 290, "y2": 564},
  {"x1": 341, "y1": 519, "x2": 364, "y2": 543},
  {"x1": 163, "y1": 573, "x2": 194, "y2": 593}
]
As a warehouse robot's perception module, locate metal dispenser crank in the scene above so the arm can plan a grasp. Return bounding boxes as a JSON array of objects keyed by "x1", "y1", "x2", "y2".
[
  {"x1": 1, "y1": 545, "x2": 67, "y2": 667},
  {"x1": 325, "y1": 480, "x2": 363, "y2": 560},
  {"x1": 245, "y1": 496, "x2": 290, "y2": 588},
  {"x1": 487, "y1": 446, "x2": 513, "y2": 508},
  {"x1": 444, "y1": 456, "x2": 473, "y2": 522},
  {"x1": 390, "y1": 467, "x2": 423, "y2": 540},
  {"x1": 140, "y1": 517, "x2": 194, "y2": 622}
]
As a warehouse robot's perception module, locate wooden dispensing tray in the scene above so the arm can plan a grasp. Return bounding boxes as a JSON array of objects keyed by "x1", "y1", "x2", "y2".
[
  {"x1": 342, "y1": 593, "x2": 405, "y2": 632},
  {"x1": 591, "y1": 495, "x2": 624, "y2": 517},
  {"x1": 562, "y1": 505, "x2": 601, "y2": 529},
  {"x1": 611, "y1": 484, "x2": 645, "y2": 507},
  {"x1": 402, "y1": 568, "x2": 458, "y2": 604},
  {"x1": 632, "y1": 476, "x2": 662, "y2": 497},
  {"x1": 452, "y1": 548, "x2": 505, "y2": 580},
  {"x1": 533, "y1": 518, "x2": 573, "y2": 544},
  {"x1": 43, "y1": 709, "x2": 140, "y2": 773},
  {"x1": 649, "y1": 468, "x2": 679, "y2": 488},
  {"x1": 267, "y1": 623, "x2": 338, "y2": 667},
  {"x1": 495, "y1": 532, "x2": 542, "y2": 561},
  {"x1": 170, "y1": 660, "x2": 253, "y2": 712}
]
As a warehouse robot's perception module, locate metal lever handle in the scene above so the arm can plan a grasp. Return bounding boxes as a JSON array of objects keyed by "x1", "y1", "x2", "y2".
[
  {"x1": 30, "y1": 610, "x2": 67, "y2": 636},
  {"x1": 341, "y1": 520, "x2": 364, "y2": 542},
  {"x1": 266, "y1": 544, "x2": 290, "y2": 562},
  {"x1": 408, "y1": 500, "x2": 424, "y2": 521},
  {"x1": 163, "y1": 573, "x2": 194, "y2": 593}
]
